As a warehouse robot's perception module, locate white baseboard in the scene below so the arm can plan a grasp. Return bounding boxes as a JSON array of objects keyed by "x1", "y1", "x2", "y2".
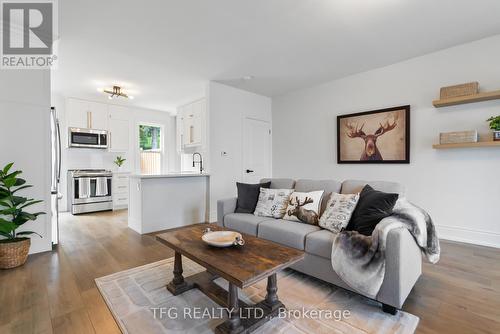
[{"x1": 437, "y1": 224, "x2": 500, "y2": 249}]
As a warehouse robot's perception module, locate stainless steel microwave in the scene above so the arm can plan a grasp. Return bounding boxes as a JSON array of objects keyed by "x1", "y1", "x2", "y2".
[{"x1": 68, "y1": 128, "x2": 108, "y2": 149}]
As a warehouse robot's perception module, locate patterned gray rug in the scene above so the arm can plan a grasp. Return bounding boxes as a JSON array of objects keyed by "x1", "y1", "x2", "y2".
[{"x1": 95, "y1": 257, "x2": 418, "y2": 333}]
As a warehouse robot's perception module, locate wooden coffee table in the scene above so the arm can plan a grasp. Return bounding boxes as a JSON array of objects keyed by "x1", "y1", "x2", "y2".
[{"x1": 156, "y1": 223, "x2": 305, "y2": 334}]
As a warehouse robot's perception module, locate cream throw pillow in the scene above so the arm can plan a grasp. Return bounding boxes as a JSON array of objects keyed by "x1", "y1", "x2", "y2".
[
  {"x1": 319, "y1": 193, "x2": 359, "y2": 233},
  {"x1": 254, "y1": 188, "x2": 294, "y2": 219},
  {"x1": 283, "y1": 190, "x2": 324, "y2": 225}
]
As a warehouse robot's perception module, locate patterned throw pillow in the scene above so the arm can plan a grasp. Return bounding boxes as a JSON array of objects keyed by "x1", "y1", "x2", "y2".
[
  {"x1": 283, "y1": 190, "x2": 324, "y2": 225},
  {"x1": 254, "y1": 188, "x2": 294, "y2": 219},
  {"x1": 319, "y1": 193, "x2": 359, "y2": 233}
]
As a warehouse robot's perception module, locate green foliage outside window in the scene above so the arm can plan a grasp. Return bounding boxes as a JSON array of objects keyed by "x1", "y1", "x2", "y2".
[{"x1": 139, "y1": 125, "x2": 161, "y2": 150}]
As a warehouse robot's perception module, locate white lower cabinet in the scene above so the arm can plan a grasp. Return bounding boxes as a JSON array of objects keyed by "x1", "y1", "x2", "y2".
[{"x1": 113, "y1": 172, "x2": 130, "y2": 210}]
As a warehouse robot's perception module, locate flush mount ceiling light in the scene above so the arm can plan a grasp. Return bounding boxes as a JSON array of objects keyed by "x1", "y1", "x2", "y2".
[{"x1": 99, "y1": 85, "x2": 134, "y2": 100}]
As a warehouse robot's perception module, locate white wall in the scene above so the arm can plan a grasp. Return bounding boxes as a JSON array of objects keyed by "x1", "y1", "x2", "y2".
[
  {"x1": 207, "y1": 82, "x2": 272, "y2": 221},
  {"x1": 0, "y1": 70, "x2": 52, "y2": 254},
  {"x1": 272, "y1": 34, "x2": 500, "y2": 248},
  {"x1": 53, "y1": 96, "x2": 178, "y2": 211}
]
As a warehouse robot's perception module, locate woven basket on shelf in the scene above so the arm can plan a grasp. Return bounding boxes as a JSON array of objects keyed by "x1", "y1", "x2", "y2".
[
  {"x1": 0, "y1": 238, "x2": 30, "y2": 269},
  {"x1": 440, "y1": 82, "x2": 479, "y2": 99}
]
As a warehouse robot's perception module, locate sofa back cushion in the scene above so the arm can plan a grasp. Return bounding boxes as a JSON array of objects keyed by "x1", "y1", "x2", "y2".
[
  {"x1": 235, "y1": 181, "x2": 271, "y2": 214},
  {"x1": 295, "y1": 179, "x2": 342, "y2": 215},
  {"x1": 295, "y1": 179, "x2": 342, "y2": 194},
  {"x1": 341, "y1": 180, "x2": 405, "y2": 196},
  {"x1": 260, "y1": 178, "x2": 295, "y2": 189}
]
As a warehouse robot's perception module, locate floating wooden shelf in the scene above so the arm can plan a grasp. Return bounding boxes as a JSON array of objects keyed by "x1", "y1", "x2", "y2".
[
  {"x1": 433, "y1": 141, "x2": 500, "y2": 149},
  {"x1": 433, "y1": 90, "x2": 500, "y2": 108}
]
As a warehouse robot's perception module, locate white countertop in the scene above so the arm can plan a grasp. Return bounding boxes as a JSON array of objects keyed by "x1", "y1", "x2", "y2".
[{"x1": 130, "y1": 172, "x2": 210, "y2": 179}]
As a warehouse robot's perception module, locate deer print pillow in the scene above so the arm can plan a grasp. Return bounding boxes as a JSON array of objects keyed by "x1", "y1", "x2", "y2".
[
  {"x1": 283, "y1": 191, "x2": 324, "y2": 225},
  {"x1": 254, "y1": 188, "x2": 294, "y2": 219},
  {"x1": 319, "y1": 193, "x2": 359, "y2": 233}
]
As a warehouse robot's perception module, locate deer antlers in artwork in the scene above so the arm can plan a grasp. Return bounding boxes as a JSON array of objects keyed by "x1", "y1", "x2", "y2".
[
  {"x1": 374, "y1": 114, "x2": 399, "y2": 137},
  {"x1": 344, "y1": 113, "x2": 400, "y2": 161},
  {"x1": 287, "y1": 196, "x2": 319, "y2": 225},
  {"x1": 290, "y1": 196, "x2": 314, "y2": 207},
  {"x1": 346, "y1": 122, "x2": 367, "y2": 139}
]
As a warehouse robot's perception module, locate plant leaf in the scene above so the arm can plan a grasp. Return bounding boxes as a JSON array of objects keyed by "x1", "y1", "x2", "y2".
[
  {"x1": 0, "y1": 231, "x2": 12, "y2": 239},
  {"x1": 0, "y1": 222, "x2": 17, "y2": 234},
  {"x1": 19, "y1": 200, "x2": 43, "y2": 209},
  {"x1": 0, "y1": 200, "x2": 11, "y2": 208},
  {"x1": 11, "y1": 196, "x2": 27, "y2": 206},
  {"x1": 12, "y1": 185, "x2": 32, "y2": 194},
  {"x1": 2, "y1": 163, "x2": 14, "y2": 175},
  {"x1": 14, "y1": 178, "x2": 26, "y2": 186},
  {"x1": 0, "y1": 188, "x2": 9, "y2": 199},
  {"x1": 3, "y1": 177, "x2": 17, "y2": 188},
  {"x1": 5, "y1": 170, "x2": 22, "y2": 180},
  {"x1": 16, "y1": 231, "x2": 42, "y2": 238},
  {"x1": 0, "y1": 217, "x2": 13, "y2": 224},
  {"x1": 0, "y1": 207, "x2": 18, "y2": 215}
]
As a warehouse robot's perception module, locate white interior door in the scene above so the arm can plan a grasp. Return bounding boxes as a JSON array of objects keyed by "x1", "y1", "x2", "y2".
[{"x1": 242, "y1": 118, "x2": 271, "y2": 183}]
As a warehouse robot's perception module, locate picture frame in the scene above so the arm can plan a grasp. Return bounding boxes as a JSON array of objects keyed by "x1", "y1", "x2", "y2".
[{"x1": 337, "y1": 105, "x2": 410, "y2": 164}]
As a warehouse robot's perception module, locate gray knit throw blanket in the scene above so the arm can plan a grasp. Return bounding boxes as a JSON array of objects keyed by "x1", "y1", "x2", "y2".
[{"x1": 331, "y1": 198, "x2": 440, "y2": 299}]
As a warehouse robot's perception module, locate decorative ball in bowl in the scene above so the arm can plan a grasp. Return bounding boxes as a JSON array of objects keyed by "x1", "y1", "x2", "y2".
[{"x1": 202, "y1": 230, "x2": 245, "y2": 247}]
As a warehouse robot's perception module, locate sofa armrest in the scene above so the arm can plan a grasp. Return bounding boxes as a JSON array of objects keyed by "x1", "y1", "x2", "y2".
[
  {"x1": 377, "y1": 227, "x2": 422, "y2": 309},
  {"x1": 217, "y1": 198, "x2": 237, "y2": 227}
]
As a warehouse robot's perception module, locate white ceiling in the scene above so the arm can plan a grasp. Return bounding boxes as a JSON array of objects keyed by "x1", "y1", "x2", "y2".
[{"x1": 52, "y1": 0, "x2": 500, "y2": 113}]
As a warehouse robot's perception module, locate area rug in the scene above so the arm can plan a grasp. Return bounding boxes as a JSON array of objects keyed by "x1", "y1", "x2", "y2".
[{"x1": 95, "y1": 257, "x2": 419, "y2": 334}]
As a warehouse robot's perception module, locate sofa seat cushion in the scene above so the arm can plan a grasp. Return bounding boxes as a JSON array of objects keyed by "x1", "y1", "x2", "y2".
[
  {"x1": 305, "y1": 230, "x2": 337, "y2": 259},
  {"x1": 258, "y1": 219, "x2": 320, "y2": 250},
  {"x1": 223, "y1": 213, "x2": 273, "y2": 236}
]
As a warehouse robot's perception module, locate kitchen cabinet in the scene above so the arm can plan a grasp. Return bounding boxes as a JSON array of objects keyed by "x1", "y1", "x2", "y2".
[
  {"x1": 177, "y1": 98, "x2": 206, "y2": 152},
  {"x1": 89, "y1": 102, "x2": 108, "y2": 130},
  {"x1": 113, "y1": 172, "x2": 130, "y2": 210},
  {"x1": 66, "y1": 98, "x2": 108, "y2": 130},
  {"x1": 108, "y1": 106, "x2": 130, "y2": 152}
]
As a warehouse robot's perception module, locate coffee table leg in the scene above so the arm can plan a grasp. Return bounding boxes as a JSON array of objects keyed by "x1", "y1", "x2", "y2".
[
  {"x1": 167, "y1": 252, "x2": 193, "y2": 295},
  {"x1": 227, "y1": 283, "x2": 243, "y2": 333},
  {"x1": 264, "y1": 273, "x2": 280, "y2": 310}
]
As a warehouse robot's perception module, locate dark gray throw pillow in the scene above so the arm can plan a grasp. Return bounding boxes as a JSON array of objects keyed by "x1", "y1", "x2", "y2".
[
  {"x1": 346, "y1": 185, "x2": 399, "y2": 236},
  {"x1": 235, "y1": 182, "x2": 272, "y2": 214}
]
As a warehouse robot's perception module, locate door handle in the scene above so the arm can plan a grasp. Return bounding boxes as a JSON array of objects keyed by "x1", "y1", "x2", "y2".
[{"x1": 246, "y1": 169, "x2": 254, "y2": 173}]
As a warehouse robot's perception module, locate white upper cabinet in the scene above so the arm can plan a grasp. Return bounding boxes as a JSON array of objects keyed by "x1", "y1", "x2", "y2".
[
  {"x1": 66, "y1": 98, "x2": 88, "y2": 129},
  {"x1": 88, "y1": 101, "x2": 108, "y2": 130},
  {"x1": 108, "y1": 105, "x2": 130, "y2": 152},
  {"x1": 66, "y1": 98, "x2": 108, "y2": 130},
  {"x1": 177, "y1": 98, "x2": 206, "y2": 152}
]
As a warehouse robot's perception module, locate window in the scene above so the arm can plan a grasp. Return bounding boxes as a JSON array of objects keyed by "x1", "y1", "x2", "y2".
[{"x1": 139, "y1": 124, "x2": 162, "y2": 174}]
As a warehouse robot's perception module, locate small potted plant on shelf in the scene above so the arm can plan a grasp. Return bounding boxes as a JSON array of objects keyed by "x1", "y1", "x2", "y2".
[
  {"x1": 114, "y1": 156, "x2": 126, "y2": 170},
  {"x1": 487, "y1": 116, "x2": 500, "y2": 141},
  {"x1": 0, "y1": 163, "x2": 44, "y2": 269}
]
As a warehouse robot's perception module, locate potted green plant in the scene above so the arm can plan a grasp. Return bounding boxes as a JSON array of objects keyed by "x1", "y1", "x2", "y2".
[
  {"x1": 0, "y1": 163, "x2": 44, "y2": 269},
  {"x1": 114, "y1": 156, "x2": 126, "y2": 170},
  {"x1": 487, "y1": 116, "x2": 500, "y2": 141}
]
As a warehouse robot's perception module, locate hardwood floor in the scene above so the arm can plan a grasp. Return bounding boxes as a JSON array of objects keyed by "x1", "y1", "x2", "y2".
[{"x1": 0, "y1": 210, "x2": 499, "y2": 333}]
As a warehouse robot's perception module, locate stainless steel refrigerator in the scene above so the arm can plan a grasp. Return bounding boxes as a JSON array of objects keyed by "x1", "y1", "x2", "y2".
[{"x1": 50, "y1": 107, "x2": 62, "y2": 246}]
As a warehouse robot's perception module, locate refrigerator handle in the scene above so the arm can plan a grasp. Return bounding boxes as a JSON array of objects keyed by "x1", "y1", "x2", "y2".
[{"x1": 56, "y1": 119, "x2": 62, "y2": 183}]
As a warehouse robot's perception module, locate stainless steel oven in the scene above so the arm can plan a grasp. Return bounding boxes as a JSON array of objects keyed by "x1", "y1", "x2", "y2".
[
  {"x1": 68, "y1": 169, "x2": 113, "y2": 214},
  {"x1": 69, "y1": 128, "x2": 108, "y2": 149}
]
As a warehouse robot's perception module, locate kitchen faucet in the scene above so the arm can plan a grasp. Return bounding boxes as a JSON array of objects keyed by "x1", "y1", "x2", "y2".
[{"x1": 192, "y1": 152, "x2": 203, "y2": 174}]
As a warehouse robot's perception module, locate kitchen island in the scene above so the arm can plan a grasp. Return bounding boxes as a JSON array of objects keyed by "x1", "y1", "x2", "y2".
[{"x1": 128, "y1": 173, "x2": 209, "y2": 234}]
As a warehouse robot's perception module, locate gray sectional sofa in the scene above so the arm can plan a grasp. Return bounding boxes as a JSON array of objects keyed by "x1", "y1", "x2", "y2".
[{"x1": 217, "y1": 178, "x2": 422, "y2": 314}]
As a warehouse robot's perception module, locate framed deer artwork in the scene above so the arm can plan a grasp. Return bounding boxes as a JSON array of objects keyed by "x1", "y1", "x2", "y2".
[{"x1": 337, "y1": 105, "x2": 410, "y2": 164}]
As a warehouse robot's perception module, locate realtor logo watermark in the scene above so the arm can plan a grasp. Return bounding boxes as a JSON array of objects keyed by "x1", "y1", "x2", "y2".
[{"x1": 1, "y1": 0, "x2": 58, "y2": 69}]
